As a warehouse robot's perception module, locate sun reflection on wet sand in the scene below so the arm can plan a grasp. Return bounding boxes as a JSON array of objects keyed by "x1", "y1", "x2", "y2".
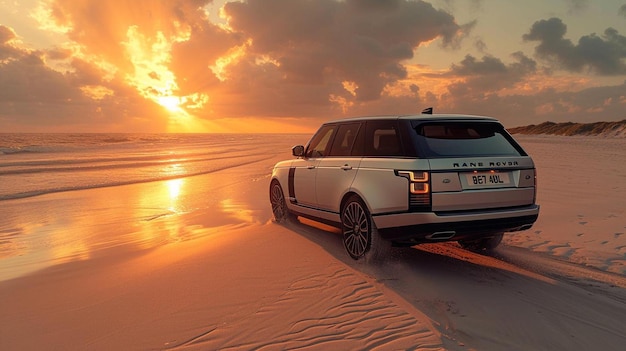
[
  {"x1": 135, "y1": 178, "x2": 200, "y2": 246},
  {"x1": 167, "y1": 178, "x2": 183, "y2": 201},
  {"x1": 220, "y1": 198, "x2": 256, "y2": 224},
  {"x1": 0, "y1": 177, "x2": 200, "y2": 280},
  {"x1": 0, "y1": 200, "x2": 94, "y2": 280},
  {"x1": 0, "y1": 155, "x2": 277, "y2": 281}
]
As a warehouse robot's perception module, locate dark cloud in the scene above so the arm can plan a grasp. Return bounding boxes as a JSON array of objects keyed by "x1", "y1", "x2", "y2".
[
  {"x1": 222, "y1": 0, "x2": 463, "y2": 102},
  {"x1": 0, "y1": 24, "x2": 169, "y2": 131},
  {"x1": 474, "y1": 38, "x2": 487, "y2": 53},
  {"x1": 564, "y1": 0, "x2": 589, "y2": 14},
  {"x1": 447, "y1": 52, "x2": 536, "y2": 92},
  {"x1": 451, "y1": 55, "x2": 508, "y2": 75},
  {"x1": 0, "y1": 29, "x2": 77, "y2": 106},
  {"x1": 435, "y1": 81, "x2": 626, "y2": 127},
  {"x1": 431, "y1": 18, "x2": 624, "y2": 125},
  {"x1": 523, "y1": 17, "x2": 626, "y2": 75},
  {"x1": 428, "y1": 51, "x2": 626, "y2": 127},
  {"x1": 440, "y1": 0, "x2": 483, "y2": 13},
  {"x1": 620, "y1": 4, "x2": 626, "y2": 18}
]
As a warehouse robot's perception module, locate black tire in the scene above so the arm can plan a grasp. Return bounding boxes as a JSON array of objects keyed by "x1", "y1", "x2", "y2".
[
  {"x1": 341, "y1": 195, "x2": 390, "y2": 261},
  {"x1": 459, "y1": 233, "x2": 504, "y2": 252},
  {"x1": 270, "y1": 180, "x2": 293, "y2": 223}
]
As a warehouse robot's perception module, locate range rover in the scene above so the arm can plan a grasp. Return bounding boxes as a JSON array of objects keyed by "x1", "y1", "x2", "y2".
[{"x1": 269, "y1": 113, "x2": 539, "y2": 261}]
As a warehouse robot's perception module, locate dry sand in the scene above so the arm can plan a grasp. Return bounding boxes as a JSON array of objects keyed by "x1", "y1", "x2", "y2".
[
  {"x1": 1, "y1": 135, "x2": 625, "y2": 350},
  {"x1": 504, "y1": 135, "x2": 626, "y2": 275}
]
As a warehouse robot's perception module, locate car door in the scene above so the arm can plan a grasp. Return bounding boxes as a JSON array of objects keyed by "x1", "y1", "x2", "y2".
[
  {"x1": 315, "y1": 123, "x2": 363, "y2": 212},
  {"x1": 292, "y1": 124, "x2": 336, "y2": 208}
]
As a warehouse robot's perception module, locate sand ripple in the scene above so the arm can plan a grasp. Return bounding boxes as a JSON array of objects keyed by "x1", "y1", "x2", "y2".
[{"x1": 168, "y1": 263, "x2": 442, "y2": 350}]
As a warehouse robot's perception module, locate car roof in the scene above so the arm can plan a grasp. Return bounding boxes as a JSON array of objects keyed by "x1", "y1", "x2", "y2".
[{"x1": 326, "y1": 114, "x2": 499, "y2": 124}]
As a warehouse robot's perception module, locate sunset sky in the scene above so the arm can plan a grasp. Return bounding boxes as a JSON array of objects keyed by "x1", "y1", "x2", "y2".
[{"x1": 1, "y1": 0, "x2": 625, "y2": 133}]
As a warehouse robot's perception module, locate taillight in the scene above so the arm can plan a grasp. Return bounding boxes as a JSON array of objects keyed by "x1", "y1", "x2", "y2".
[{"x1": 396, "y1": 171, "x2": 431, "y2": 211}]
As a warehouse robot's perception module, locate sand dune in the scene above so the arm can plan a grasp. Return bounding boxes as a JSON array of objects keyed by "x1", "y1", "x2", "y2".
[
  {"x1": 1, "y1": 135, "x2": 625, "y2": 350},
  {"x1": 509, "y1": 120, "x2": 626, "y2": 137}
]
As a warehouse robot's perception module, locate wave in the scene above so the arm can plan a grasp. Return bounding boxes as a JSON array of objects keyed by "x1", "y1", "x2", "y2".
[
  {"x1": 0, "y1": 153, "x2": 277, "y2": 201},
  {"x1": 0, "y1": 152, "x2": 267, "y2": 176},
  {"x1": 0, "y1": 143, "x2": 104, "y2": 155},
  {"x1": 101, "y1": 137, "x2": 133, "y2": 143},
  {"x1": 0, "y1": 133, "x2": 201, "y2": 156},
  {"x1": 0, "y1": 148, "x2": 39, "y2": 155},
  {"x1": 0, "y1": 147, "x2": 250, "y2": 171},
  {"x1": 0, "y1": 145, "x2": 76, "y2": 155}
]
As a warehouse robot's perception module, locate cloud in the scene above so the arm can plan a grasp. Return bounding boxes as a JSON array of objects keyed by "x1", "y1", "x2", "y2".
[
  {"x1": 0, "y1": 25, "x2": 16, "y2": 43},
  {"x1": 523, "y1": 17, "x2": 626, "y2": 75},
  {"x1": 447, "y1": 52, "x2": 537, "y2": 92},
  {"x1": 620, "y1": 4, "x2": 626, "y2": 18},
  {"x1": 0, "y1": 26, "x2": 22, "y2": 61},
  {"x1": 0, "y1": 24, "x2": 170, "y2": 132},
  {"x1": 0, "y1": 1, "x2": 223, "y2": 131},
  {"x1": 417, "y1": 50, "x2": 624, "y2": 126},
  {"x1": 563, "y1": 0, "x2": 589, "y2": 14},
  {"x1": 220, "y1": 0, "x2": 464, "y2": 104},
  {"x1": 438, "y1": 80, "x2": 626, "y2": 127},
  {"x1": 0, "y1": 26, "x2": 79, "y2": 111},
  {"x1": 1, "y1": 2, "x2": 624, "y2": 132},
  {"x1": 439, "y1": 0, "x2": 483, "y2": 13},
  {"x1": 474, "y1": 38, "x2": 488, "y2": 53},
  {"x1": 451, "y1": 55, "x2": 508, "y2": 75},
  {"x1": 25, "y1": 0, "x2": 464, "y2": 124},
  {"x1": 0, "y1": 0, "x2": 469, "y2": 131}
]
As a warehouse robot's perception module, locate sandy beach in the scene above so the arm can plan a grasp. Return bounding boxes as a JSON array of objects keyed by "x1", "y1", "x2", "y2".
[{"x1": 1, "y1": 135, "x2": 625, "y2": 350}]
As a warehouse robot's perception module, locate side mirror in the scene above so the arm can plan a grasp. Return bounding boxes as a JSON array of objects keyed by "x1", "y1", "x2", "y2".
[{"x1": 292, "y1": 145, "x2": 305, "y2": 157}]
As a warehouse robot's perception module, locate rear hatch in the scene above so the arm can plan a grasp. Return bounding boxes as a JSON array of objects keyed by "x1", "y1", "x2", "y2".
[{"x1": 411, "y1": 119, "x2": 536, "y2": 212}]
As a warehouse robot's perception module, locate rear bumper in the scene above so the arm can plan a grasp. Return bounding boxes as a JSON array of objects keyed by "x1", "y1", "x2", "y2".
[{"x1": 373, "y1": 205, "x2": 539, "y2": 244}]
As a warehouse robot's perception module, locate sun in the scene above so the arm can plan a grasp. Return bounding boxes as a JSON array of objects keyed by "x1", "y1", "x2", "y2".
[{"x1": 157, "y1": 95, "x2": 183, "y2": 112}]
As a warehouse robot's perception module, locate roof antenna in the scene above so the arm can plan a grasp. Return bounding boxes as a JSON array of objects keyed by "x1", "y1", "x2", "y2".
[{"x1": 421, "y1": 107, "x2": 433, "y2": 114}]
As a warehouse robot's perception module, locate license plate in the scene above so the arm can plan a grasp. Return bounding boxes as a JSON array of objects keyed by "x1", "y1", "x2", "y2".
[{"x1": 464, "y1": 171, "x2": 512, "y2": 188}]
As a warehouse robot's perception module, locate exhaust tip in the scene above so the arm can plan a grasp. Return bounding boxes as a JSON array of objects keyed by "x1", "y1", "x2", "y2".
[
  {"x1": 514, "y1": 224, "x2": 533, "y2": 231},
  {"x1": 426, "y1": 231, "x2": 456, "y2": 240}
]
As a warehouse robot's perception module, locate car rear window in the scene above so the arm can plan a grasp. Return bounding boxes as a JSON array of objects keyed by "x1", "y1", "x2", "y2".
[{"x1": 414, "y1": 122, "x2": 525, "y2": 157}]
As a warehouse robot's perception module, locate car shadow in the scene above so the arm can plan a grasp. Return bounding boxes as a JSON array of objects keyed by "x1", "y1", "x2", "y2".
[{"x1": 284, "y1": 216, "x2": 507, "y2": 276}]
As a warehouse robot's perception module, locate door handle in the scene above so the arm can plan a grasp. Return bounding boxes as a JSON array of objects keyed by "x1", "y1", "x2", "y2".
[
  {"x1": 340, "y1": 165, "x2": 352, "y2": 171},
  {"x1": 307, "y1": 165, "x2": 316, "y2": 169}
]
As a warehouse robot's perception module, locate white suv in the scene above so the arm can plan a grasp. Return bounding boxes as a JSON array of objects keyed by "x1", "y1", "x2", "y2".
[{"x1": 270, "y1": 114, "x2": 539, "y2": 260}]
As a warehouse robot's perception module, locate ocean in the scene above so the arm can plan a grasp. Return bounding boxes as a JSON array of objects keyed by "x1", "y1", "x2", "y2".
[
  {"x1": 0, "y1": 133, "x2": 306, "y2": 201},
  {"x1": 0, "y1": 132, "x2": 309, "y2": 280}
]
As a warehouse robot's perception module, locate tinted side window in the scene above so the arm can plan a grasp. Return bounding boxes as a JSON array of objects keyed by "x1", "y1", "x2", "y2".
[
  {"x1": 364, "y1": 120, "x2": 402, "y2": 157},
  {"x1": 328, "y1": 123, "x2": 361, "y2": 156},
  {"x1": 351, "y1": 123, "x2": 365, "y2": 156},
  {"x1": 305, "y1": 125, "x2": 336, "y2": 158}
]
